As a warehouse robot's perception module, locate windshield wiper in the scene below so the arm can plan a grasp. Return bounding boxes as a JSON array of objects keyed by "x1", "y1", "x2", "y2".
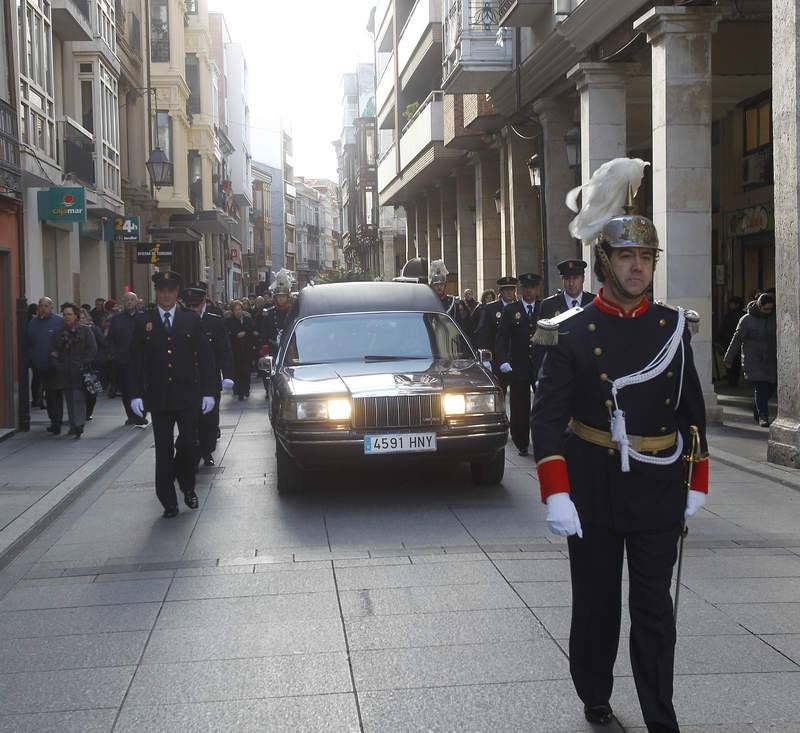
[{"x1": 363, "y1": 355, "x2": 429, "y2": 362}]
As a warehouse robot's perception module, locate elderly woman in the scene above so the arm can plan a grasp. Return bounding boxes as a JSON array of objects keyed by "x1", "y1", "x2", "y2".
[
  {"x1": 724, "y1": 292, "x2": 777, "y2": 427},
  {"x1": 79, "y1": 307, "x2": 108, "y2": 420},
  {"x1": 226, "y1": 299, "x2": 256, "y2": 400},
  {"x1": 49, "y1": 302, "x2": 97, "y2": 437}
]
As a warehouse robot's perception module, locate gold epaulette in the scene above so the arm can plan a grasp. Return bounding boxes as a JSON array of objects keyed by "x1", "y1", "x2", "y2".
[
  {"x1": 655, "y1": 301, "x2": 700, "y2": 334},
  {"x1": 532, "y1": 307, "x2": 584, "y2": 346}
]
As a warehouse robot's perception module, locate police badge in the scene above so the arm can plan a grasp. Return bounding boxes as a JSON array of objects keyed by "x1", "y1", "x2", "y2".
[
  {"x1": 145, "y1": 322, "x2": 153, "y2": 332},
  {"x1": 515, "y1": 312, "x2": 522, "y2": 321},
  {"x1": 495, "y1": 311, "x2": 501, "y2": 319}
]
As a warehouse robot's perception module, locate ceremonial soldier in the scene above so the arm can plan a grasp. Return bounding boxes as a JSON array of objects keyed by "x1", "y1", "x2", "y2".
[
  {"x1": 261, "y1": 269, "x2": 295, "y2": 362},
  {"x1": 494, "y1": 272, "x2": 542, "y2": 455},
  {"x1": 183, "y1": 285, "x2": 234, "y2": 467},
  {"x1": 129, "y1": 271, "x2": 217, "y2": 518},
  {"x1": 532, "y1": 259, "x2": 595, "y2": 382},
  {"x1": 531, "y1": 158, "x2": 709, "y2": 732},
  {"x1": 476, "y1": 276, "x2": 518, "y2": 391},
  {"x1": 429, "y1": 259, "x2": 464, "y2": 328}
]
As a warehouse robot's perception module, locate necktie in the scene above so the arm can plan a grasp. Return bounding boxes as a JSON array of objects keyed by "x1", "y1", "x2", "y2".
[
  {"x1": 163, "y1": 312, "x2": 171, "y2": 332},
  {"x1": 571, "y1": 299, "x2": 578, "y2": 309},
  {"x1": 527, "y1": 304, "x2": 534, "y2": 321}
]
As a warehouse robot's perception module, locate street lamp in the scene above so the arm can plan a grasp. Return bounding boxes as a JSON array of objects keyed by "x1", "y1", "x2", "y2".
[
  {"x1": 146, "y1": 147, "x2": 174, "y2": 189},
  {"x1": 494, "y1": 189, "x2": 502, "y2": 215},
  {"x1": 564, "y1": 126, "x2": 581, "y2": 170},
  {"x1": 527, "y1": 154, "x2": 542, "y2": 188}
]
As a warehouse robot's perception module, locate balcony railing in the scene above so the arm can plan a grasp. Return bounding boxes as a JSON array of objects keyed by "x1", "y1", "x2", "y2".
[
  {"x1": 399, "y1": 91, "x2": 443, "y2": 170},
  {"x1": 62, "y1": 116, "x2": 95, "y2": 187},
  {"x1": 442, "y1": 0, "x2": 513, "y2": 93},
  {"x1": 376, "y1": 53, "x2": 395, "y2": 115},
  {"x1": 50, "y1": 0, "x2": 92, "y2": 41},
  {"x1": 286, "y1": 212, "x2": 296, "y2": 227},
  {"x1": 0, "y1": 101, "x2": 20, "y2": 194},
  {"x1": 397, "y1": 0, "x2": 441, "y2": 77},
  {"x1": 377, "y1": 144, "x2": 398, "y2": 193}
]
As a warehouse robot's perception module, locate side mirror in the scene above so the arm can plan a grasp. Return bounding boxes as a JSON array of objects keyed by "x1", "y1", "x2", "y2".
[{"x1": 478, "y1": 349, "x2": 493, "y2": 364}]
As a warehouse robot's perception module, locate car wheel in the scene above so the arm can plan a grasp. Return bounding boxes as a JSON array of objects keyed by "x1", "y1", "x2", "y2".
[
  {"x1": 276, "y1": 439, "x2": 303, "y2": 494},
  {"x1": 470, "y1": 448, "x2": 505, "y2": 486}
]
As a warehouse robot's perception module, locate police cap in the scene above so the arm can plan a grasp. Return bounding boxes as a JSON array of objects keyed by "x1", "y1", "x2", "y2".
[
  {"x1": 152, "y1": 270, "x2": 183, "y2": 290},
  {"x1": 182, "y1": 287, "x2": 206, "y2": 306},
  {"x1": 496, "y1": 276, "x2": 519, "y2": 288},
  {"x1": 518, "y1": 273, "x2": 542, "y2": 287},
  {"x1": 557, "y1": 259, "x2": 587, "y2": 278}
]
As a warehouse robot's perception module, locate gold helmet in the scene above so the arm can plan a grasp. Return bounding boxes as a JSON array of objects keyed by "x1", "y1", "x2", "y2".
[{"x1": 429, "y1": 259, "x2": 448, "y2": 286}]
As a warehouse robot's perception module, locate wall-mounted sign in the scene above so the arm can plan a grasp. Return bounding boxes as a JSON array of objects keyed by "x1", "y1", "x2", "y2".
[
  {"x1": 136, "y1": 243, "x2": 173, "y2": 265},
  {"x1": 37, "y1": 187, "x2": 86, "y2": 222},
  {"x1": 107, "y1": 215, "x2": 140, "y2": 242},
  {"x1": 727, "y1": 204, "x2": 774, "y2": 238}
]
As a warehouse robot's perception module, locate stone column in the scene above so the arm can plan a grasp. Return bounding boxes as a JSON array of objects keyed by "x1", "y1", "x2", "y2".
[
  {"x1": 475, "y1": 150, "x2": 502, "y2": 294},
  {"x1": 533, "y1": 96, "x2": 577, "y2": 291},
  {"x1": 404, "y1": 202, "x2": 416, "y2": 261},
  {"x1": 506, "y1": 131, "x2": 541, "y2": 276},
  {"x1": 456, "y1": 167, "x2": 477, "y2": 293},
  {"x1": 498, "y1": 143, "x2": 512, "y2": 275},
  {"x1": 427, "y1": 189, "x2": 442, "y2": 261},
  {"x1": 440, "y1": 178, "x2": 459, "y2": 274},
  {"x1": 567, "y1": 62, "x2": 633, "y2": 291},
  {"x1": 635, "y1": 6, "x2": 721, "y2": 421},
  {"x1": 415, "y1": 198, "x2": 428, "y2": 260},
  {"x1": 768, "y1": 0, "x2": 800, "y2": 466}
]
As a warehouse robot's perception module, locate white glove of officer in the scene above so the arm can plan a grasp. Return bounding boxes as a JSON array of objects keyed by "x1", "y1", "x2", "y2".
[
  {"x1": 130, "y1": 398, "x2": 144, "y2": 418},
  {"x1": 500, "y1": 362, "x2": 513, "y2": 374},
  {"x1": 221, "y1": 378, "x2": 234, "y2": 390},
  {"x1": 545, "y1": 492, "x2": 583, "y2": 538},
  {"x1": 482, "y1": 361, "x2": 492, "y2": 370},
  {"x1": 685, "y1": 490, "x2": 706, "y2": 519},
  {"x1": 201, "y1": 396, "x2": 216, "y2": 415}
]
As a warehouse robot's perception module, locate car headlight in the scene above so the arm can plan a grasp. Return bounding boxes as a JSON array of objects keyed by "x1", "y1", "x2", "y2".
[
  {"x1": 294, "y1": 398, "x2": 352, "y2": 421},
  {"x1": 443, "y1": 393, "x2": 499, "y2": 416}
]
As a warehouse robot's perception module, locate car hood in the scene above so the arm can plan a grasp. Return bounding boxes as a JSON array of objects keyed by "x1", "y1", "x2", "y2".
[{"x1": 283, "y1": 359, "x2": 492, "y2": 397}]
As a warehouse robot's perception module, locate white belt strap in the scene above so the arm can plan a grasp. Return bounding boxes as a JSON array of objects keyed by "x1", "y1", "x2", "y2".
[{"x1": 608, "y1": 308, "x2": 686, "y2": 472}]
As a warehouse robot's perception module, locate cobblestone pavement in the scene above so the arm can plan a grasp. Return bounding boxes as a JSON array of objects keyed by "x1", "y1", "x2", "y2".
[{"x1": 0, "y1": 390, "x2": 799, "y2": 732}]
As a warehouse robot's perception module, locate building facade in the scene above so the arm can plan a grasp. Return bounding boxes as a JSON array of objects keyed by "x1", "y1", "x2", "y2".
[{"x1": 250, "y1": 160, "x2": 272, "y2": 292}]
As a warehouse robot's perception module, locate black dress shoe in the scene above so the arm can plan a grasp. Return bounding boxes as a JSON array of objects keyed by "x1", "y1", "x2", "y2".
[
  {"x1": 183, "y1": 491, "x2": 199, "y2": 509},
  {"x1": 584, "y1": 704, "x2": 614, "y2": 725},
  {"x1": 203, "y1": 455, "x2": 215, "y2": 467},
  {"x1": 517, "y1": 447, "x2": 528, "y2": 456},
  {"x1": 163, "y1": 506, "x2": 179, "y2": 518},
  {"x1": 47, "y1": 424, "x2": 61, "y2": 435}
]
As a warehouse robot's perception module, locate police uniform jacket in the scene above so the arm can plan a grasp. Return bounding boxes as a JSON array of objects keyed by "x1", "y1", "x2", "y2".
[
  {"x1": 476, "y1": 299, "x2": 511, "y2": 353},
  {"x1": 107, "y1": 310, "x2": 142, "y2": 366},
  {"x1": 262, "y1": 305, "x2": 293, "y2": 353},
  {"x1": 531, "y1": 293, "x2": 710, "y2": 533},
  {"x1": 494, "y1": 300, "x2": 540, "y2": 382},
  {"x1": 532, "y1": 290, "x2": 595, "y2": 380},
  {"x1": 129, "y1": 308, "x2": 216, "y2": 413},
  {"x1": 201, "y1": 310, "x2": 234, "y2": 391}
]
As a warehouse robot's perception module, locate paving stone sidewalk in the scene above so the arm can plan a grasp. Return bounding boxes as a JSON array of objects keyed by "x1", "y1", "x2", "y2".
[{"x1": 0, "y1": 391, "x2": 798, "y2": 732}]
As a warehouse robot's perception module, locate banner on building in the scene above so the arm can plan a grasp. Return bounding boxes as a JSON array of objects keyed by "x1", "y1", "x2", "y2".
[
  {"x1": 727, "y1": 204, "x2": 774, "y2": 238},
  {"x1": 106, "y1": 215, "x2": 141, "y2": 242},
  {"x1": 136, "y1": 243, "x2": 173, "y2": 265},
  {"x1": 37, "y1": 187, "x2": 86, "y2": 222}
]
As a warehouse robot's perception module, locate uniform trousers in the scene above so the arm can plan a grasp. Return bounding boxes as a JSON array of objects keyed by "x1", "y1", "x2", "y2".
[
  {"x1": 151, "y1": 408, "x2": 198, "y2": 509},
  {"x1": 114, "y1": 365, "x2": 138, "y2": 422},
  {"x1": 567, "y1": 524, "x2": 681, "y2": 732},
  {"x1": 508, "y1": 376, "x2": 534, "y2": 451},
  {"x1": 198, "y1": 391, "x2": 221, "y2": 458}
]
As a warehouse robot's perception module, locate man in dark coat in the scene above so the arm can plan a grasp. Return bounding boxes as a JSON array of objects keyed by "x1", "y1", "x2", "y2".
[
  {"x1": 183, "y1": 286, "x2": 235, "y2": 466},
  {"x1": 129, "y1": 271, "x2": 217, "y2": 518},
  {"x1": 107, "y1": 292, "x2": 147, "y2": 426},
  {"x1": 495, "y1": 272, "x2": 542, "y2": 455},
  {"x1": 531, "y1": 163, "x2": 709, "y2": 732},
  {"x1": 532, "y1": 259, "x2": 595, "y2": 383},
  {"x1": 475, "y1": 276, "x2": 517, "y2": 393}
]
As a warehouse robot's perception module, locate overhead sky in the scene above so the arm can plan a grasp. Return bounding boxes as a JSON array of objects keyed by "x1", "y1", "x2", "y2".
[{"x1": 208, "y1": 0, "x2": 376, "y2": 180}]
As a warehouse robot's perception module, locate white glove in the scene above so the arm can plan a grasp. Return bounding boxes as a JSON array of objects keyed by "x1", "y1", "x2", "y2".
[
  {"x1": 201, "y1": 396, "x2": 216, "y2": 414},
  {"x1": 482, "y1": 361, "x2": 492, "y2": 370},
  {"x1": 545, "y1": 492, "x2": 583, "y2": 538},
  {"x1": 500, "y1": 362, "x2": 513, "y2": 374},
  {"x1": 221, "y1": 378, "x2": 234, "y2": 390},
  {"x1": 685, "y1": 490, "x2": 706, "y2": 518},
  {"x1": 130, "y1": 398, "x2": 144, "y2": 418}
]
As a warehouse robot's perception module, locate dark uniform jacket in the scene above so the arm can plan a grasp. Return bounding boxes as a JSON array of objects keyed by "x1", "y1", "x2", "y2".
[
  {"x1": 532, "y1": 290, "x2": 595, "y2": 380},
  {"x1": 495, "y1": 299, "x2": 540, "y2": 382},
  {"x1": 476, "y1": 298, "x2": 513, "y2": 353},
  {"x1": 261, "y1": 305, "x2": 294, "y2": 354},
  {"x1": 107, "y1": 310, "x2": 142, "y2": 366},
  {"x1": 531, "y1": 296, "x2": 709, "y2": 532},
  {"x1": 128, "y1": 307, "x2": 216, "y2": 413},
  {"x1": 201, "y1": 310, "x2": 234, "y2": 391}
]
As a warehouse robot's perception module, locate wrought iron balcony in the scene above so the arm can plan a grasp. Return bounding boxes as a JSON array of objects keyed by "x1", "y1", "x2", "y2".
[
  {"x1": 442, "y1": 0, "x2": 513, "y2": 94},
  {"x1": 62, "y1": 117, "x2": 95, "y2": 188}
]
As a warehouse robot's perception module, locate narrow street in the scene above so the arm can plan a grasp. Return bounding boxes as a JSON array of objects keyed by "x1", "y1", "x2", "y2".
[{"x1": 0, "y1": 391, "x2": 798, "y2": 732}]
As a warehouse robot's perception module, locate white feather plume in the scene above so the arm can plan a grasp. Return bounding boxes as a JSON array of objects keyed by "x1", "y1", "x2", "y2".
[
  {"x1": 566, "y1": 158, "x2": 650, "y2": 242},
  {"x1": 429, "y1": 259, "x2": 449, "y2": 281},
  {"x1": 269, "y1": 268, "x2": 294, "y2": 292}
]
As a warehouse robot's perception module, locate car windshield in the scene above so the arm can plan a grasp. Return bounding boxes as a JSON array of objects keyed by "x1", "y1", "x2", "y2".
[{"x1": 283, "y1": 312, "x2": 474, "y2": 365}]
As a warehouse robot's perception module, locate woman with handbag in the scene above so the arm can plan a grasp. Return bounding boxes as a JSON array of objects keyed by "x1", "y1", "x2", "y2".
[
  {"x1": 79, "y1": 308, "x2": 107, "y2": 420},
  {"x1": 49, "y1": 303, "x2": 97, "y2": 438}
]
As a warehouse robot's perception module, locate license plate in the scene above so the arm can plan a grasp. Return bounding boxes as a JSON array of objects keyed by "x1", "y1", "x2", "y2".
[{"x1": 364, "y1": 433, "x2": 437, "y2": 454}]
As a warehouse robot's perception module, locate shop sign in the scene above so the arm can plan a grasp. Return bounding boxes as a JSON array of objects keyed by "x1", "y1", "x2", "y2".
[
  {"x1": 136, "y1": 243, "x2": 173, "y2": 265},
  {"x1": 37, "y1": 187, "x2": 86, "y2": 222},
  {"x1": 727, "y1": 204, "x2": 774, "y2": 238},
  {"x1": 107, "y1": 215, "x2": 141, "y2": 242}
]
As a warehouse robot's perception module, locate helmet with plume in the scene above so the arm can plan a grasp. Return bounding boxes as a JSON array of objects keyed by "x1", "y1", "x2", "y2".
[
  {"x1": 269, "y1": 269, "x2": 294, "y2": 295},
  {"x1": 428, "y1": 259, "x2": 449, "y2": 286}
]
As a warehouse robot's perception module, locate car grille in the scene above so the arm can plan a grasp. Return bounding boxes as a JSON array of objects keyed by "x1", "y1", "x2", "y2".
[{"x1": 353, "y1": 394, "x2": 443, "y2": 430}]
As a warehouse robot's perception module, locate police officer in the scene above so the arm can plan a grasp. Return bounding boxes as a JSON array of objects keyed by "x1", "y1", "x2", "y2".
[
  {"x1": 429, "y1": 260, "x2": 464, "y2": 328},
  {"x1": 532, "y1": 260, "x2": 596, "y2": 382},
  {"x1": 476, "y1": 276, "x2": 518, "y2": 391},
  {"x1": 495, "y1": 272, "x2": 542, "y2": 455},
  {"x1": 129, "y1": 271, "x2": 217, "y2": 518},
  {"x1": 531, "y1": 160, "x2": 709, "y2": 732},
  {"x1": 183, "y1": 285, "x2": 234, "y2": 467}
]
